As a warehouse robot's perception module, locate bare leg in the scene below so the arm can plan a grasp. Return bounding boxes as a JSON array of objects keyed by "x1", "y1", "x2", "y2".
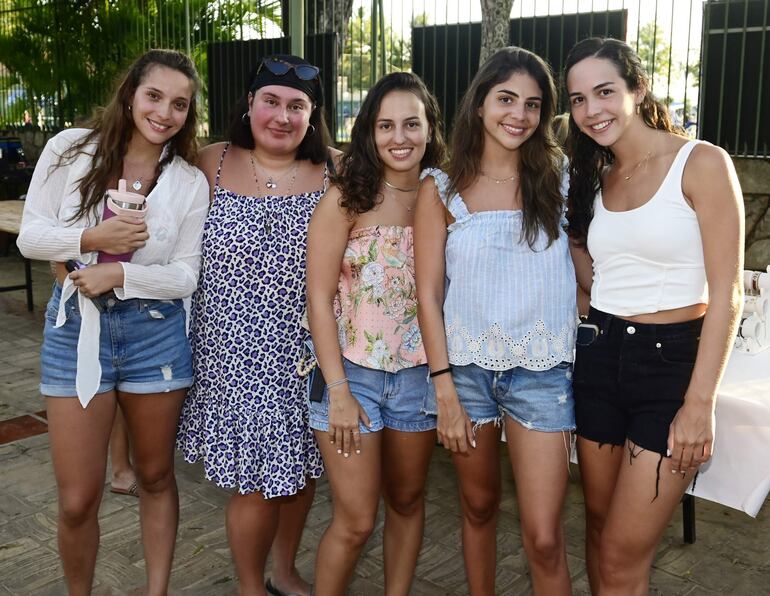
[
  {"x1": 47, "y1": 392, "x2": 117, "y2": 596},
  {"x1": 268, "y1": 480, "x2": 316, "y2": 596},
  {"x1": 597, "y1": 442, "x2": 695, "y2": 596},
  {"x1": 451, "y1": 423, "x2": 502, "y2": 596},
  {"x1": 313, "y1": 431, "x2": 382, "y2": 596},
  {"x1": 119, "y1": 389, "x2": 186, "y2": 596},
  {"x1": 576, "y1": 437, "x2": 624, "y2": 594},
  {"x1": 504, "y1": 418, "x2": 571, "y2": 596},
  {"x1": 227, "y1": 491, "x2": 282, "y2": 596},
  {"x1": 109, "y1": 407, "x2": 136, "y2": 493},
  {"x1": 381, "y1": 428, "x2": 436, "y2": 596}
]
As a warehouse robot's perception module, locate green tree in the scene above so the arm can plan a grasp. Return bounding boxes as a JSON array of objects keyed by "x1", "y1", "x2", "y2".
[
  {"x1": 0, "y1": 0, "x2": 281, "y2": 128},
  {"x1": 340, "y1": 6, "x2": 411, "y2": 93},
  {"x1": 635, "y1": 21, "x2": 676, "y2": 99}
]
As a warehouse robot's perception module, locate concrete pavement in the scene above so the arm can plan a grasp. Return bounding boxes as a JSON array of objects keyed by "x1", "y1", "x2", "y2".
[{"x1": 1, "y1": 253, "x2": 768, "y2": 595}]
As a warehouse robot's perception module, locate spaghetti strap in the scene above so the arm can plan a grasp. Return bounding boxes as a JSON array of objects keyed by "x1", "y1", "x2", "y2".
[
  {"x1": 215, "y1": 143, "x2": 230, "y2": 189},
  {"x1": 322, "y1": 163, "x2": 330, "y2": 193}
]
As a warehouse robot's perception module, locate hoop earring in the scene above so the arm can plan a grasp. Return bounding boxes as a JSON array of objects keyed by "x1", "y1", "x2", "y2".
[
  {"x1": 241, "y1": 111, "x2": 250, "y2": 125},
  {"x1": 305, "y1": 124, "x2": 316, "y2": 136}
]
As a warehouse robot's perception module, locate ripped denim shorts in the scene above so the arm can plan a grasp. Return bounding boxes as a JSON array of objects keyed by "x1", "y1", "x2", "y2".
[
  {"x1": 40, "y1": 283, "x2": 193, "y2": 397},
  {"x1": 423, "y1": 362, "x2": 575, "y2": 432}
]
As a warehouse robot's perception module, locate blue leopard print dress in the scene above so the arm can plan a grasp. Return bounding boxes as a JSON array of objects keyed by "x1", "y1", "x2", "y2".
[{"x1": 177, "y1": 144, "x2": 325, "y2": 497}]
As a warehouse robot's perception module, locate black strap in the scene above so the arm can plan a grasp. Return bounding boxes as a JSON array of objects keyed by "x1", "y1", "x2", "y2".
[{"x1": 326, "y1": 154, "x2": 337, "y2": 177}]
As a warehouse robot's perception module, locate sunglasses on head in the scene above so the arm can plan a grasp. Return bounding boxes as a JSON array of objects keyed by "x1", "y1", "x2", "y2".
[{"x1": 258, "y1": 57, "x2": 320, "y2": 81}]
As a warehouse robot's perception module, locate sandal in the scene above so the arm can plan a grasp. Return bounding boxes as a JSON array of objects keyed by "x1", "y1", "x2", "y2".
[
  {"x1": 109, "y1": 481, "x2": 139, "y2": 497},
  {"x1": 265, "y1": 579, "x2": 307, "y2": 596}
]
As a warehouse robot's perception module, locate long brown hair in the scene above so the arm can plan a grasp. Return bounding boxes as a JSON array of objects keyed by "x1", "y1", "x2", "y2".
[
  {"x1": 58, "y1": 49, "x2": 201, "y2": 222},
  {"x1": 338, "y1": 72, "x2": 447, "y2": 215},
  {"x1": 447, "y1": 47, "x2": 564, "y2": 249},
  {"x1": 563, "y1": 37, "x2": 682, "y2": 244}
]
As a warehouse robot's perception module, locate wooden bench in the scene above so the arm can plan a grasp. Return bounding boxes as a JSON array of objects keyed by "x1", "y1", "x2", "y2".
[{"x1": 0, "y1": 201, "x2": 33, "y2": 311}]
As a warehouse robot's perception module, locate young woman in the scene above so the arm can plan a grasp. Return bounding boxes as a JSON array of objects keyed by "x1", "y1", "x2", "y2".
[
  {"x1": 415, "y1": 47, "x2": 576, "y2": 596},
  {"x1": 564, "y1": 37, "x2": 744, "y2": 594},
  {"x1": 306, "y1": 72, "x2": 446, "y2": 595},
  {"x1": 176, "y1": 55, "x2": 333, "y2": 596},
  {"x1": 17, "y1": 49, "x2": 208, "y2": 596}
]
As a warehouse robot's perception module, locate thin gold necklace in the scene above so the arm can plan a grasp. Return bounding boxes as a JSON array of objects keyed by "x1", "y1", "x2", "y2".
[
  {"x1": 384, "y1": 179, "x2": 419, "y2": 193},
  {"x1": 385, "y1": 186, "x2": 417, "y2": 212},
  {"x1": 481, "y1": 170, "x2": 518, "y2": 184},
  {"x1": 619, "y1": 150, "x2": 652, "y2": 181}
]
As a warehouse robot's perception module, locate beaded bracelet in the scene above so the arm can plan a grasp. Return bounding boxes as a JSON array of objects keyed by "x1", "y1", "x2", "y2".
[
  {"x1": 429, "y1": 367, "x2": 452, "y2": 378},
  {"x1": 326, "y1": 377, "x2": 349, "y2": 390}
]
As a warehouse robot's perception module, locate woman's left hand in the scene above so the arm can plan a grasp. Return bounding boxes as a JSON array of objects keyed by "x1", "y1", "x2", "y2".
[
  {"x1": 69, "y1": 263, "x2": 124, "y2": 298},
  {"x1": 667, "y1": 397, "x2": 715, "y2": 475}
]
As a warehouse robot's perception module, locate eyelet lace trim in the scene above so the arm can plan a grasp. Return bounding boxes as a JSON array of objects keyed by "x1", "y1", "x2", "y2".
[{"x1": 446, "y1": 319, "x2": 575, "y2": 371}]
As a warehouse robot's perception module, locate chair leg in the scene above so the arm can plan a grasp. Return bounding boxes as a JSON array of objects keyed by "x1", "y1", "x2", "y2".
[
  {"x1": 682, "y1": 493, "x2": 696, "y2": 544},
  {"x1": 23, "y1": 257, "x2": 33, "y2": 311}
]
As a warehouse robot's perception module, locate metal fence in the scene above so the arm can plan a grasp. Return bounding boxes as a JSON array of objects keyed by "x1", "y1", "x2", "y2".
[{"x1": 0, "y1": 0, "x2": 767, "y2": 157}]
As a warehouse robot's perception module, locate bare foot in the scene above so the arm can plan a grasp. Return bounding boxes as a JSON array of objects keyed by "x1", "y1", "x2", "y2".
[{"x1": 110, "y1": 469, "x2": 139, "y2": 496}]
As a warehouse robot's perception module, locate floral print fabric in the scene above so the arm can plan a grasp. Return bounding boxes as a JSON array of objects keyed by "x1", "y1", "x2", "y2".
[{"x1": 337, "y1": 225, "x2": 426, "y2": 372}]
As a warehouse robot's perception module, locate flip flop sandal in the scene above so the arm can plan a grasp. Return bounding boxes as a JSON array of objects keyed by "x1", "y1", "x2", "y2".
[
  {"x1": 109, "y1": 481, "x2": 139, "y2": 497},
  {"x1": 265, "y1": 579, "x2": 305, "y2": 596}
]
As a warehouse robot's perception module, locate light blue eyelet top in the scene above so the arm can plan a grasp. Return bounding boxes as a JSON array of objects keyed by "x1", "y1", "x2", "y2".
[{"x1": 421, "y1": 167, "x2": 577, "y2": 371}]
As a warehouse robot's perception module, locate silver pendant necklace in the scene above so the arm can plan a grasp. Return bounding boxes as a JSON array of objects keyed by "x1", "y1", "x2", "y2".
[
  {"x1": 132, "y1": 178, "x2": 143, "y2": 191},
  {"x1": 250, "y1": 151, "x2": 298, "y2": 191}
]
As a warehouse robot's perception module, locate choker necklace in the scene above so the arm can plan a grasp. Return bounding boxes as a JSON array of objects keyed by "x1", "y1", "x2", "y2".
[
  {"x1": 481, "y1": 170, "x2": 517, "y2": 184},
  {"x1": 620, "y1": 150, "x2": 652, "y2": 181},
  {"x1": 384, "y1": 179, "x2": 419, "y2": 193}
]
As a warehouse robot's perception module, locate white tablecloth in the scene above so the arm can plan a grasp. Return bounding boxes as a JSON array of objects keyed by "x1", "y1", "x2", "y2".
[{"x1": 687, "y1": 349, "x2": 770, "y2": 517}]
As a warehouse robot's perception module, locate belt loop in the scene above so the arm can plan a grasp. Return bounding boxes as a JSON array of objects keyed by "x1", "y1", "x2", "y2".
[{"x1": 603, "y1": 310, "x2": 614, "y2": 335}]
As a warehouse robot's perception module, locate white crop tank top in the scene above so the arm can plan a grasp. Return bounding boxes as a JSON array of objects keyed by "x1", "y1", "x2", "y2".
[{"x1": 587, "y1": 140, "x2": 708, "y2": 317}]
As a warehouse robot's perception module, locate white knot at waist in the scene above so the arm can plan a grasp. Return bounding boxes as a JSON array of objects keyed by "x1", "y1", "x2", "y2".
[{"x1": 55, "y1": 277, "x2": 102, "y2": 408}]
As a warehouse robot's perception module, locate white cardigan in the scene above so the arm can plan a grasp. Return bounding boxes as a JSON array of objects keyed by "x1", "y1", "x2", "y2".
[
  {"x1": 17, "y1": 128, "x2": 209, "y2": 406},
  {"x1": 17, "y1": 127, "x2": 210, "y2": 299}
]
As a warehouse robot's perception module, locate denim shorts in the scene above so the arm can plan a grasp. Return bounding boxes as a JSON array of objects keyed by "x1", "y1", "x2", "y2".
[
  {"x1": 423, "y1": 362, "x2": 575, "y2": 432},
  {"x1": 40, "y1": 283, "x2": 193, "y2": 397},
  {"x1": 573, "y1": 307, "x2": 703, "y2": 456},
  {"x1": 308, "y1": 358, "x2": 436, "y2": 433}
]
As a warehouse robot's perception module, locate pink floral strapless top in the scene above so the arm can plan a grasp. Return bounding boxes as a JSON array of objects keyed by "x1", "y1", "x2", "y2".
[{"x1": 337, "y1": 225, "x2": 426, "y2": 372}]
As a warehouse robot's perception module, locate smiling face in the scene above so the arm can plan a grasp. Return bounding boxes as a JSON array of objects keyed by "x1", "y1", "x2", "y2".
[
  {"x1": 478, "y1": 71, "x2": 543, "y2": 153},
  {"x1": 248, "y1": 85, "x2": 313, "y2": 155},
  {"x1": 130, "y1": 65, "x2": 193, "y2": 147},
  {"x1": 566, "y1": 56, "x2": 644, "y2": 147},
  {"x1": 373, "y1": 90, "x2": 430, "y2": 177}
]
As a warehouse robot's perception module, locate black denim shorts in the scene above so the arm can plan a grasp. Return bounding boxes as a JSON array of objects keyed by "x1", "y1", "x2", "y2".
[{"x1": 573, "y1": 307, "x2": 703, "y2": 456}]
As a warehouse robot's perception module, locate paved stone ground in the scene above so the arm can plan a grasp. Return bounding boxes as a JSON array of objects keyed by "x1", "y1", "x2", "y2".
[{"x1": 1, "y1": 250, "x2": 769, "y2": 595}]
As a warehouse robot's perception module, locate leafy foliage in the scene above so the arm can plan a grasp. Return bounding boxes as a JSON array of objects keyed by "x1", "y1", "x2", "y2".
[{"x1": 0, "y1": 0, "x2": 281, "y2": 128}]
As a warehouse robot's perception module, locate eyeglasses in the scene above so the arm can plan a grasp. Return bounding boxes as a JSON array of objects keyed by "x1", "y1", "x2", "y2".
[{"x1": 258, "y1": 57, "x2": 319, "y2": 81}]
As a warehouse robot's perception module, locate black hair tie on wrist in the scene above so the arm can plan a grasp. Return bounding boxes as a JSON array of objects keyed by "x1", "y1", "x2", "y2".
[{"x1": 429, "y1": 366, "x2": 452, "y2": 378}]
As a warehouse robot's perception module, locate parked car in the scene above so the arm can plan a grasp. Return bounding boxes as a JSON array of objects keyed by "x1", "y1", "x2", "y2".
[{"x1": 0, "y1": 136, "x2": 33, "y2": 200}]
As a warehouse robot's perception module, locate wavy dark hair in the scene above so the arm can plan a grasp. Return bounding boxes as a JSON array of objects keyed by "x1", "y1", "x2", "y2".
[
  {"x1": 58, "y1": 49, "x2": 200, "y2": 222},
  {"x1": 337, "y1": 71, "x2": 447, "y2": 215},
  {"x1": 563, "y1": 37, "x2": 682, "y2": 244},
  {"x1": 227, "y1": 60, "x2": 331, "y2": 164},
  {"x1": 448, "y1": 47, "x2": 564, "y2": 248}
]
